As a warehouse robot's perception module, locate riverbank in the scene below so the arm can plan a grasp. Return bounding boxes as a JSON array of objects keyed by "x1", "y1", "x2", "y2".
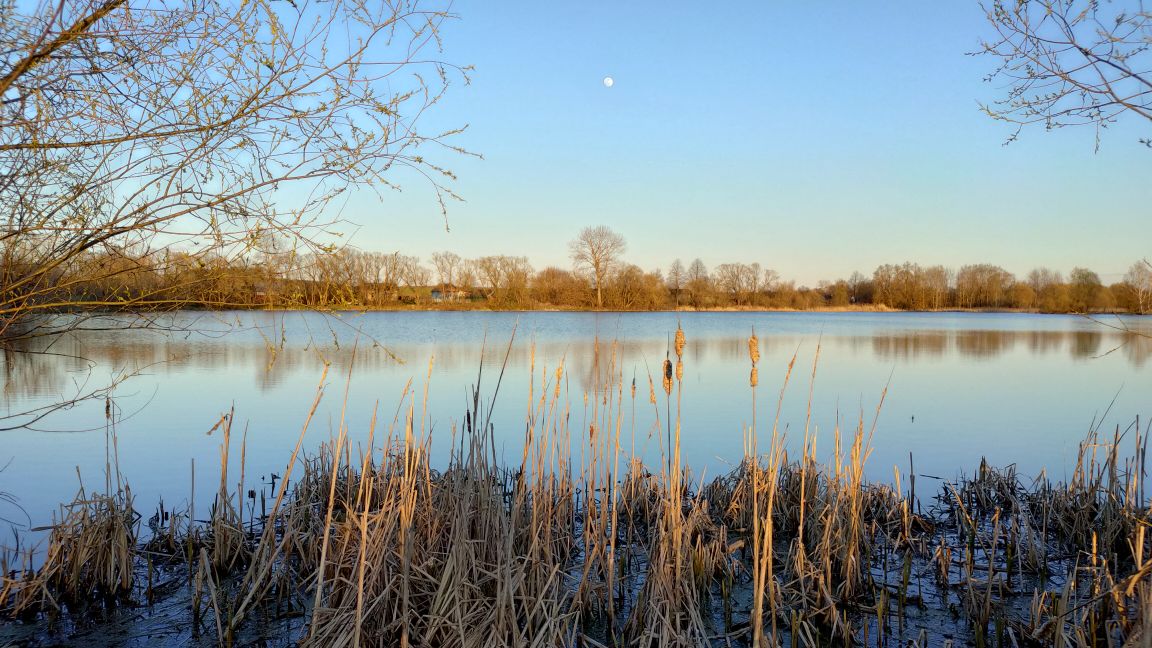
[{"x1": 191, "y1": 302, "x2": 1146, "y2": 316}]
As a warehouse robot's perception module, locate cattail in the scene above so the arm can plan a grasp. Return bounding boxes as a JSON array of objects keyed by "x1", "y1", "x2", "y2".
[
  {"x1": 554, "y1": 365, "x2": 563, "y2": 399},
  {"x1": 631, "y1": 377, "x2": 636, "y2": 400},
  {"x1": 750, "y1": 365, "x2": 759, "y2": 388},
  {"x1": 675, "y1": 359, "x2": 683, "y2": 382},
  {"x1": 648, "y1": 376, "x2": 657, "y2": 405},
  {"x1": 748, "y1": 331, "x2": 760, "y2": 365},
  {"x1": 674, "y1": 326, "x2": 686, "y2": 359},
  {"x1": 662, "y1": 358, "x2": 673, "y2": 395}
]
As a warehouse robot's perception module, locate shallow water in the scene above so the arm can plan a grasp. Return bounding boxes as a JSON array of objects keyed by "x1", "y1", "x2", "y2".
[{"x1": 2, "y1": 310, "x2": 1150, "y2": 533}]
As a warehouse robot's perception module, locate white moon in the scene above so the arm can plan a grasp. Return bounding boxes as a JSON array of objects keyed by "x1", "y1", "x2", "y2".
[{"x1": 603, "y1": 76, "x2": 614, "y2": 88}]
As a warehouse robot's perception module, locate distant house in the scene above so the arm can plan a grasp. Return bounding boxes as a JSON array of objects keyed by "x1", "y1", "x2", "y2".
[
  {"x1": 251, "y1": 281, "x2": 271, "y2": 305},
  {"x1": 430, "y1": 284, "x2": 469, "y2": 302}
]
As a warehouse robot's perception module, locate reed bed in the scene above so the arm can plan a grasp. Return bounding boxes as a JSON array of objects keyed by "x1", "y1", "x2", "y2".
[{"x1": 2, "y1": 332, "x2": 1150, "y2": 647}]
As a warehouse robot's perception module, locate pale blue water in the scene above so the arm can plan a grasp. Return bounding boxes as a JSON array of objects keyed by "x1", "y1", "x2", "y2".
[{"x1": 2, "y1": 310, "x2": 1150, "y2": 533}]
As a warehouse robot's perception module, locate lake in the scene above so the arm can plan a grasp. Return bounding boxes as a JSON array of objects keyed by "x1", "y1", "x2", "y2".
[{"x1": 2, "y1": 310, "x2": 1150, "y2": 532}]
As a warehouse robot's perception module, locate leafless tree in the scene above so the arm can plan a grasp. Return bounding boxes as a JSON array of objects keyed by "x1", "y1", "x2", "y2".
[
  {"x1": 978, "y1": 0, "x2": 1152, "y2": 148},
  {"x1": 687, "y1": 258, "x2": 708, "y2": 284},
  {"x1": 1070, "y1": 266, "x2": 1105, "y2": 312},
  {"x1": 666, "y1": 258, "x2": 685, "y2": 306},
  {"x1": 848, "y1": 271, "x2": 868, "y2": 303},
  {"x1": 1, "y1": 0, "x2": 467, "y2": 345},
  {"x1": 609, "y1": 264, "x2": 666, "y2": 310},
  {"x1": 474, "y1": 256, "x2": 504, "y2": 301},
  {"x1": 922, "y1": 266, "x2": 954, "y2": 310},
  {"x1": 1124, "y1": 261, "x2": 1152, "y2": 313},
  {"x1": 714, "y1": 262, "x2": 761, "y2": 305},
  {"x1": 457, "y1": 260, "x2": 477, "y2": 295},
  {"x1": 472, "y1": 254, "x2": 531, "y2": 306},
  {"x1": 685, "y1": 258, "x2": 712, "y2": 308},
  {"x1": 531, "y1": 267, "x2": 585, "y2": 306},
  {"x1": 761, "y1": 268, "x2": 781, "y2": 294},
  {"x1": 431, "y1": 251, "x2": 463, "y2": 288},
  {"x1": 398, "y1": 256, "x2": 430, "y2": 302},
  {"x1": 1027, "y1": 267, "x2": 1073, "y2": 312},
  {"x1": 569, "y1": 225, "x2": 626, "y2": 308},
  {"x1": 956, "y1": 264, "x2": 1012, "y2": 308}
]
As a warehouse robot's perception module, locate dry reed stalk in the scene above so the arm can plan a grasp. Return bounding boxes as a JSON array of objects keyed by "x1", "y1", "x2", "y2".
[
  {"x1": 752, "y1": 349, "x2": 797, "y2": 646},
  {"x1": 228, "y1": 364, "x2": 330, "y2": 633}
]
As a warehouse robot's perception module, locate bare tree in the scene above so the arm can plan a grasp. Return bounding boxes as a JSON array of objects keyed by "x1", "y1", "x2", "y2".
[
  {"x1": 687, "y1": 258, "x2": 709, "y2": 283},
  {"x1": 532, "y1": 267, "x2": 585, "y2": 306},
  {"x1": 472, "y1": 255, "x2": 531, "y2": 306},
  {"x1": 922, "y1": 265, "x2": 954, "y2": 310},
  {"x1": 979, "y1": 0, "x2": 1152, "y2": 148},
  {"x1": 398, "y1": 256, "x2": 430, "y2": 303},
  {"x1": 666, "y1": 258, "x2": 685, "y2": 306},
  {"x1": 847, "y1": 271, "x2": 868, "y2": 303},
  {"x1": 1124, "y1": 261, "x2": 1152, "y2": 314},
  {"x1": 956, "y1": 264, "x2": 1012, "y2": 308},
  {"x1": 474, "y1": 256, "x2": 504, "y2": 301},
  {"x1": 457, "y1": 260, "x2": 477, "y2": 296},
  {"x1": 1027, "y1": 267, "x2": 1072, "y2": 312},
  {"x1": 498, "y1": 256, "x2": 533, "y2": 307},
  {"x1": 714, "y1": 262, "x2": 762, "y2": 305},
  {"x1": 761, "y1": 267, "x2": 781, "y2": 294},
  {"x1": 609, "y1": 264, "x2": 666, "y2": 310},
  {"x1": 1070, "y1": 266, "x2": 1105, "y2": 312},
  {"x1": 1, "y1": 0, "x2": 467, "y2": 344},
  {"x1": 685, "y1": 258, "x2": 711, "y2": 308},
  {"x1": 569, "y1": 226, "x2": 626, "y2": 308},
  {"x1": 431, "y1": 251, "x2": 463, "y2": 289}
]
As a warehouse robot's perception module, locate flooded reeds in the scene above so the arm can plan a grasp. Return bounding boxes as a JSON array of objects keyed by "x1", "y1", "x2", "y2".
[{"x1": 2, "y1": 332, "x2": 1151, "y2": 646}]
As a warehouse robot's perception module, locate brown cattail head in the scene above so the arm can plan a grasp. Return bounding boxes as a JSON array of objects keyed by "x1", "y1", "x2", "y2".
[
  {"x1": 662, "y1": 358, "x2": 673, "y2": 395},
  {"x1": 675, "y1": 359, "x2": 683, "y2": 382},
  {"x1": 674, "y1": 326, "x2": 686, "y2": 359},
  {"x1": 750, "y1": 365, "x2": 759, "y2": 388},
  {"x1": 555, "y1": 365, "x2": 563, "y2": 399},
  {"x1": 748, "y1": 332, "x2": 760, "y2": 365},
  {"x1": 631, "y1": 377, "x2": 637, "y2": 400}
]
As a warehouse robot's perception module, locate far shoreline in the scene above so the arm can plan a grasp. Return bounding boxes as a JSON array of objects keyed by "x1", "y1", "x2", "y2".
[{"x1": 219, "y1": 304, "x2": 1147, "y2": 316}]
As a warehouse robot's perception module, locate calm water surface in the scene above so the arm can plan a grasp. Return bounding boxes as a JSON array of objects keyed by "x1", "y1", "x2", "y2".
[{"x1": 2, "y1": 310, "x2": 1151, "y2": 532}]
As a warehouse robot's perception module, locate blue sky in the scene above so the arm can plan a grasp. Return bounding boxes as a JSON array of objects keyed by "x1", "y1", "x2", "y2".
[{"x1": 341, "y1": 1, "x2": 1151, "y2": 286}]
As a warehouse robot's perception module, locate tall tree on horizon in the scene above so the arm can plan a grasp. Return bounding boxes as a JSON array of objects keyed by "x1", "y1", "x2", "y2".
[{"x1": 569, "y1": 226, "x2": 627, "y2": 308}]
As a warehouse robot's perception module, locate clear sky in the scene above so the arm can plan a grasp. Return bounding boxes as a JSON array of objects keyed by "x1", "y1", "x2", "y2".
[{"x1": 339, "y1": 1, "x2": 1151, "y2": 287}]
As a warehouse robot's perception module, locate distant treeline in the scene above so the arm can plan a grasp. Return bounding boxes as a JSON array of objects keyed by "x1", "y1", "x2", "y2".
[{"x1": 12, "y1": 244, "x2": 1150, "y2": 315}]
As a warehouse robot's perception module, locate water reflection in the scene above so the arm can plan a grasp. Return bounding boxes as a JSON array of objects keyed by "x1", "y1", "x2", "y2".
[
  {"x1": 876, "y1": 329, "x2": 1147, "y2": 364},
  {"x1": 870, "y1": 332, "x2": 948, "y2": 359},
  {"x1": 4, "y1": 324, "x2": 1148, "y2": 404}
]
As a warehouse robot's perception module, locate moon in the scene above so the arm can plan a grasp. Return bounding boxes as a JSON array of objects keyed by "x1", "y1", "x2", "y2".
[{"x1": 603, "y1": 76, "x2": 614, "y2": 88}]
